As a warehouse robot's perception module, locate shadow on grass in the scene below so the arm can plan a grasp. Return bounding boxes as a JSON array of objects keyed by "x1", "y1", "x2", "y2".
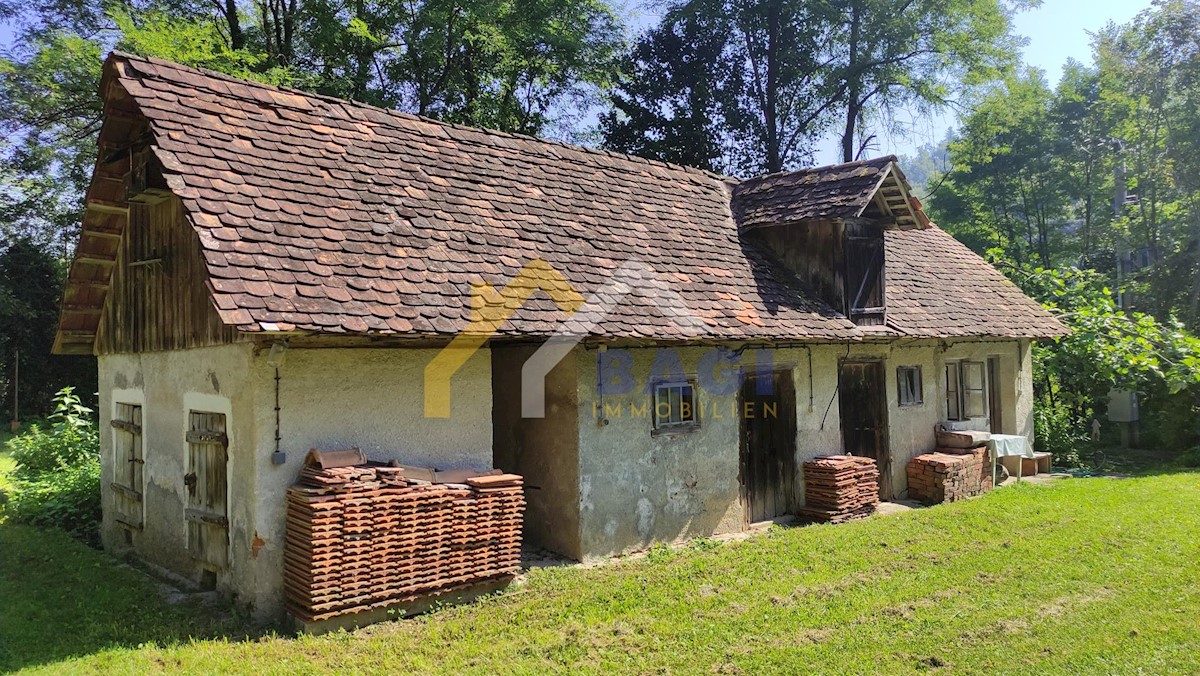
[{"x1": 0, "y1": 521, "x2": 260, "y2": 672}]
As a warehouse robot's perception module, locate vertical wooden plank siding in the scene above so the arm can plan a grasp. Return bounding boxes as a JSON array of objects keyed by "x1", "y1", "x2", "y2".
[
  {"x1": 95, "y1": 196, "x2": 241, "y2": 355},
  {"x1": 186, "y1": 411, "x2": 230, "y2": 570}
]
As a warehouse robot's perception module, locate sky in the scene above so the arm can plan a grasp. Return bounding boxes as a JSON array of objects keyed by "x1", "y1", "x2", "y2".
[
  {"x1": 847, "y1": 0, "x2": 1155, "y2": 165},
  {"x1": 0, "y1": 0, "x2": 1156, "y2": 163}
]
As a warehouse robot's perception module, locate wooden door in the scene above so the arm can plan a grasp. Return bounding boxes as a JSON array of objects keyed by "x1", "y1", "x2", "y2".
[
  {"x1": 110, "y1": 404, "x2": 144, "y2": 529},
  {"x1": 838, "y1": 361, "x2": 892, "y2": 499},
  {"x1": 739, "y1": 371, "x2": 798, "y2": 524},
  {"x1": 186, "y1": 411, "x2": 229, "y2": 573}
]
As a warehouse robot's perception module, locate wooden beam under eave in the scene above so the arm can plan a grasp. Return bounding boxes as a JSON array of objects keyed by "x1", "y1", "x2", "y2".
[
  {"x1": 87, "y1": 201, "x2": 130, "y2": 215},
  {"x1": 60, "y1": 303, "x2": 103, "y2": 313},
  {"x1": 54, "y1": 341, "x2": 97, "y2": 355}
]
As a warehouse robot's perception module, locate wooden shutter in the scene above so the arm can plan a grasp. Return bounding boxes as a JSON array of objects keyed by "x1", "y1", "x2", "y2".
[
  {"x1": 110, "y1": 404, "x2": 144, "y2": 529},
  {"x1": 186, "y1": 411, "x2": 229, "y2": 570}
]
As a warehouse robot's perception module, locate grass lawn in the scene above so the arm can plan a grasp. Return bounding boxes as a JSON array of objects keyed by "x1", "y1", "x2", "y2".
[{"x1": 2, "y1": 473, "x2": 1199, "y2": 674}]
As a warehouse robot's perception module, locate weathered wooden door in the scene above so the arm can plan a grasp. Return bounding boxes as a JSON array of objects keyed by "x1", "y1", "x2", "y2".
[
  {"x1": 110, "y1": 404, "x2": 144, "y2": 530},
  {"x1": 186, "y1": 411, "x2": 229, "y2": 574},
  {"x1": 838, "y1": 361, "x2": 892, "y2": 499},
  {"x1": 739, "y1": 371, "x2": 798, "y2": 524}
]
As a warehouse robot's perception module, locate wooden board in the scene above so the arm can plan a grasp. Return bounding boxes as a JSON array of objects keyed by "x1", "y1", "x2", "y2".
[{"x1": 187, "y1": 411, "x2": 229, "y2": 570}]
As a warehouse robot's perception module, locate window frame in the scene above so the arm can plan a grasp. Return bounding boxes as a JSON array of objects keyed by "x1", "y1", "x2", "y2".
[
  {"x1": 896, "y1": 366, "x2": 923, "y2": 407},
  {"x1": 651, "y1": 379, "x2": 700, "y2": 434},
  {"x1": 945, "y1": 360, "x2": 987, "y2": 421}
]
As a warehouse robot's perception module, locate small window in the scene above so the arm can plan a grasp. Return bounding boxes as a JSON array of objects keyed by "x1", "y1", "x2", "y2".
[
  {"x1": 653, "y1": 381, "x2": 698, "y2": 432},
  {"x1": 945, "y1": 360, "x2": 986, "y2": 420},
  {"x1": 897, "y1": 366, "x2": 923, "y2": 406},
  {"x1": 962, "y1": 361, "x2": 986, "y2": 418}
]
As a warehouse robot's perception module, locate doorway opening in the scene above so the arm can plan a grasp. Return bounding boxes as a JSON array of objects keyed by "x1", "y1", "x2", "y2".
[
  {"x1": 838, "y1": 360, "x2": 892, "y2": 499},
  {"x1": 739, "y1": 370, "x2": 798, "y2": 524}
]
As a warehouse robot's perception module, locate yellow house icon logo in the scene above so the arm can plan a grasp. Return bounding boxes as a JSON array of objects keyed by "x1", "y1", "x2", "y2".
[{"x1": 423, "y1": 259, "x2": 584, "y2": 418}]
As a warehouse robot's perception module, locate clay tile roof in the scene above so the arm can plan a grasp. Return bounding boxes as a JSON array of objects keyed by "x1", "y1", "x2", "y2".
[
  {"x1": 91, "y1": 51, "x2": 859, "y2": 341},
  {"x1": 732, "y1": 157, "x2": 922, "y2": 231},
  {"x1": 885, "y1": 225, "x2": 1068, "y2": 338},
  {"x1": 57, "y1": 52, "x2": 1065, "y2": 347}
]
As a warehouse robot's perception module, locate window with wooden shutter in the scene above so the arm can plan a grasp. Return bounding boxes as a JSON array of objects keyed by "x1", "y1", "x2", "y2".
[
  {"x1": 844, "y1": 221, "x2": 886, "y2": 326},
  {"x1": 186, "y1": 411, "x2": 229, "y2": 571},
  {"x1": 110, "y1": 404, "x2": 144, "y2": 529}
]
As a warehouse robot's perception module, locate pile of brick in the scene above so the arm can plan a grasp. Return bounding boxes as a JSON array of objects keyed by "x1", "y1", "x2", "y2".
[
  {"x1": 284, "y1": 457, "x2": 524, "y2": 623},
  {"x1": 907, "y1": 446, "x2": 992, "y2": 504},
  {"x1": 796, "y1": 455, "x2": 880, "y2": 523}
]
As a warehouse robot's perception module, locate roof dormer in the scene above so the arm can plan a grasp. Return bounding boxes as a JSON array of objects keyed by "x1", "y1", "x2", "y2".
[{"x1": 732, "y1": 156, "x2": 929, "y2": 327}]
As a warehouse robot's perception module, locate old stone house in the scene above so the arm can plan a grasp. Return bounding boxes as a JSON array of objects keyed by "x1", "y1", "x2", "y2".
[{"x1": 55, "y1": 53, "x2": 1065, "y2": 620}]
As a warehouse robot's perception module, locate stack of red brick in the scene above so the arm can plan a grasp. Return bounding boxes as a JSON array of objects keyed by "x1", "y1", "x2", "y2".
[
  {"x1": 284, "y1": 460, "x2": 524, "y2": 623},
  {"x1": 907, "y1": 446, "x2": 992, "y2": 504},
  {"x1": 796, "y1": 455, "x2": 880, "y2": 523}
]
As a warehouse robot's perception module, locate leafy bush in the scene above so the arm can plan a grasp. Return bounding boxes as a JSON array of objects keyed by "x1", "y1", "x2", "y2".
[
  {"x1": 1033, "y1": 401, "x2": 1087, "y2": 467},
  {"x1": 9, "y1": 404, "x2": 98, "y2": 479},
  {"x1": 4, "y1": 387, "x2": 101, "y2": 545},
  {"x1": 6, "y1": 461, "x2": 102, "y2": 545}
]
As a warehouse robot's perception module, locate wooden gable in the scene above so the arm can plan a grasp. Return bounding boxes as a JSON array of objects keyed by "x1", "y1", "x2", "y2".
[{"x1": 54, "y1": 59, "x2": 241, "y2": 355}]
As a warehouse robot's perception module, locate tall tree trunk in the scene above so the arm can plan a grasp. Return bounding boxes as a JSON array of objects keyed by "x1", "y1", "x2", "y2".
[
  {"x1": 224, "y1": 0, "x2": 245, "y2": 50},
  {"x1": 764, "y1": 2, "x2": 781, "y2": 173},
  {"x1": 841, "y1": 0, "x2": 862, "y2": 163}
]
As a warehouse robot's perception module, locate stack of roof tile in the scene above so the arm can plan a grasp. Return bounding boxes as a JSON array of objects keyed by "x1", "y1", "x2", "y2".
[
  {"x1": 284, "y1": 459, "x2": 524, "y2": 623},
  {"x1": 796, "y1": 455, "x2": 880, "y2": 523}
]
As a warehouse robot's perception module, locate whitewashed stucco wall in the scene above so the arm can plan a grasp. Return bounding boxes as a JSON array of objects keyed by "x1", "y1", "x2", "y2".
[
  {"x1": 99, "y1": 344, "x2": 493, "y2": 620},
  {"x1": 98, "y1": 343, "x2": 258, "y2": 601},
  {"x1": 246, "y1": 346, "x2": 494, "y2": 618},
  {"x1": 569, "y1": 338, "x2": 1033, "y2": 558}
]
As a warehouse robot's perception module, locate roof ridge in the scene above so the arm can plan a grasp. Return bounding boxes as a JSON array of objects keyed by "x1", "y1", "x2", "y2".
[
  {"x1": 110, "y1": 51, "x2": 737, "y2": 184},
  {"x1": 741, "y1": 155, "x2": 898, "y2": 185}
]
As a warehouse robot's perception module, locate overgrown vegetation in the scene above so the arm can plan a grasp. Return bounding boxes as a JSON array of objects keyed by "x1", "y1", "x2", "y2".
[
  {"x1": 1, "y1": 474, "x2": 1197, "y2": 673},
  {"x1": 925, "y1": 1, "x2": 1200, "y2": 462},
  {"x1": 3, "y1": 388, "x2": 101, "y2": 546},
  {"x1": 999, "y1": 262, "x2": 1200, "y2": 464}
]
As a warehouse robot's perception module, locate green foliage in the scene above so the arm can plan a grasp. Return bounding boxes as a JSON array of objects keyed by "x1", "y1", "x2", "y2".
[
  {"x1": 1000, "y1": 259, "x2": 1200, "y2": 458},
  {"x1": 0, "y1": 239, "x2": 97, "y2": 420},
  {"x1": 603, "y1": 0, "x2": 1019, "y2": 173},
  {"x1": 5, "y1": 388, "x2": 101, "y2": 545},
  {"x1": 1032, "y1": 401, "x2": 1086, "y2": 465},
  {"x1": 931, "y1": 1, "x2": 1200, "y2": 332},
  {"x1": 5, "y1": 461, "x2": 102, "y2": 545},
  {"x1": 111, "y1": 8, "x2": 299, "y2": 87}
]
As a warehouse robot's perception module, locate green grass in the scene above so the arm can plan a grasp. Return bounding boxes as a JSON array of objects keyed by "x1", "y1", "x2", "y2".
[
  {"x1": 3, "y1": 474, "x2": 1199, "y2": 674},
  {"x1": 0, "y1": 448, "x2": 14, "y2": 496}
]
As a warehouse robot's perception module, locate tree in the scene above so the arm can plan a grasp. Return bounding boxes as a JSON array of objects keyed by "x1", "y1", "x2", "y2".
[
  {"x1": 829, "y1": 0, "x2": 1018, "y2": 163},
  {"x1": 600, "y1": 1, "x2": 733, "y2": 172},
  {"x1": 0, "y1": 239, "x2": 97, "y2": 419},
  {"x1": 932, "y1": 71, "x2": 1070, "y2": 267},
  {"x1": 603, "y1": 0, "x2": 847, "y2": 175},
  {"x1": 602, "y1": 0, "x2": 1018, "y2": 174}
]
